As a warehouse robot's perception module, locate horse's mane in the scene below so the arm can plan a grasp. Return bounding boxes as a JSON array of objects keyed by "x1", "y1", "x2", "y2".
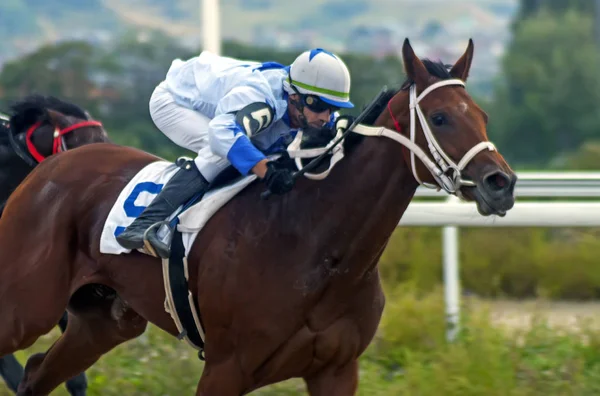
[
  {"x1": 8, "y1": 94, "x2": 90, "y2": 136},
  {"x1": 400, "y1": 58, "x2": 453, "y2": 90},
  {"x1": 360, "y1": 59, "x2": 452, "y2": 126}
]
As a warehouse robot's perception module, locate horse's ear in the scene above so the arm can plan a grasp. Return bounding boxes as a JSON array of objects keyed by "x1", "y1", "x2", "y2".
[
  {"x1": 402, "y1": 38, "x2": 430, "y2": 88},
  {"x1": 46, "y1": 109, "x2": 67, "y2": 129},
  {"x1": 449, "y1": 38, "x2": 474, "y2": 82}
]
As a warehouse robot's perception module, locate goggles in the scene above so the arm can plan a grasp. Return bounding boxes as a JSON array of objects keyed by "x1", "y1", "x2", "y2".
[{"x1": 301, "y1": 95, "x2": 339, "y2": 113}]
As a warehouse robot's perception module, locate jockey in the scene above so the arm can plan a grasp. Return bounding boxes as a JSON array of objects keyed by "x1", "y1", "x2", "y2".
[{"x1": 116, "y1": 48, "x2": 355, "y2": 257}]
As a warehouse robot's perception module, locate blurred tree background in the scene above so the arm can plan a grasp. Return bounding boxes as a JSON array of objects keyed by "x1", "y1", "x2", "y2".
[
  {"x1": 0, "y1": 32, "x2": 406, "y2": 161},
  {"x1": 3, "y1": 0, "x2": 600, "y2": 169}
]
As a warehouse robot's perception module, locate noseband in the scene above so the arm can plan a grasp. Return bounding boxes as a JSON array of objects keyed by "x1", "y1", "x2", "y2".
[{"x1": 9, "y1": 120, "x2": 104, "y2": 166}]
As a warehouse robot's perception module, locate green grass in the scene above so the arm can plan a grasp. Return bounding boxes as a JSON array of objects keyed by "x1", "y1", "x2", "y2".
[{"x1": 3, "y1": 286, "x2": 600, "y2": 395}]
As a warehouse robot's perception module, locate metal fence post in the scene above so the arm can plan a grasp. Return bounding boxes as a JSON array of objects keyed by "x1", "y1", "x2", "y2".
[{"x1": 443, "y1": 195, "x2": 460, "y2": 341}]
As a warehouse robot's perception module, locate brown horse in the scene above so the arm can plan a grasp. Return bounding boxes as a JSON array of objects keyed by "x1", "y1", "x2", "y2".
[
  {"x1": 0, "y1": 95, "x2": 109, "y2": 396},
  {"x1": 0, "y1": 39, "x2": 515, "y2": 395}
]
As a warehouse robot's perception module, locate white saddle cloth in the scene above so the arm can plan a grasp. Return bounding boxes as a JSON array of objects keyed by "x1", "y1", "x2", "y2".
[{"x1": 99, "y1": 160, "x2": 257, "y2": 256}]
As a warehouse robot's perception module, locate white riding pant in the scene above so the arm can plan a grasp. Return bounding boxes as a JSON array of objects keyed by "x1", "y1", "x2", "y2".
[{"x1": 148, "y1": 81, "x2": 230, "y2": 182}]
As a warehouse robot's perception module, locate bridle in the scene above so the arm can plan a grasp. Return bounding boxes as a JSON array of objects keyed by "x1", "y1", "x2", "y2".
[
  {"x1": 285, "y1": 79, "x2": 497, "y2": 196},
  {"x1": 385, "y1": 79, "x2": 496, "y2": 195},
  {"x1": 8, "y1": 120, "x2": 103, "y2": 167}
]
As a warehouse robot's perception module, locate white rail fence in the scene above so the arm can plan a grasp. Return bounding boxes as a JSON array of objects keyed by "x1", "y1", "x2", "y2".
[{"x1": 399, "y1": 172, "x2": 600, "y2": 341}]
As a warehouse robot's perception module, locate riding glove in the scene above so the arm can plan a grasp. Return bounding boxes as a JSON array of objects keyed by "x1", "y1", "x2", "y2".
[{"x1": 263, "y1": 161, "x2": 295, "y2": 195}]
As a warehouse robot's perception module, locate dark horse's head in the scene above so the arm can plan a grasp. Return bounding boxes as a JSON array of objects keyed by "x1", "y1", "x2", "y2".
[{"x1": 0, "y1": 94, "x2": 110, "y2": 213}]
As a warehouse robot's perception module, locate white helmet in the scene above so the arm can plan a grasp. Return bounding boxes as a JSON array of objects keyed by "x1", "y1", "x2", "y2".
[{"x1": 286, "y1": 48, "x2": 354, "y2": 109}]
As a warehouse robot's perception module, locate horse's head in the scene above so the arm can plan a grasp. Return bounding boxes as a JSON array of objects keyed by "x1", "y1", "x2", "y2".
[
  {"x1": 381, "y1": 39, "x2": 516, "y2": 216},
  {"x1": 7, "y1": 94, "x2": 109, "y2": 166},
  {"x1": 0, "y1": 95, "x2": 110, "y2": 213}
]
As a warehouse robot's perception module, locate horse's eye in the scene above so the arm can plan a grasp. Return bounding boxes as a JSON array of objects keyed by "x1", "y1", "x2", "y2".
[{"x1": 431, "y1": 113, "x2": 448, "y2": 127}]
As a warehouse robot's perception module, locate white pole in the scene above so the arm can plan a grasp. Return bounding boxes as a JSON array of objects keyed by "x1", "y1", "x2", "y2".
[
  {"x1": 202, "y1": 0, "x2": 221, "y2": 55},
  {"x1": 443, "y1": 195, "x2": 460, "y2": 341}
]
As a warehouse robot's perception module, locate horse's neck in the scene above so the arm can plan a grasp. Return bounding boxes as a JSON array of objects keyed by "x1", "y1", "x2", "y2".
[
  {"x1": 283, "y1": 102, "x2": 418, "y2": 283},
  {"x1": 320, "y1": 135, "x2": 418, "y2": 279},
  {"x1": 328, "y1": 93, "x2": 419, "y2": 275}
]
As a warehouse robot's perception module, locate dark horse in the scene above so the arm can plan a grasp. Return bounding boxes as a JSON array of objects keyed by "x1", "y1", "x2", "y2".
[
  {"x1": 0, "y1": 39, "x2": 516, "y2": 395},
  {"x1": 0, "y1": 95, "x2": 109, "y2": 395}
]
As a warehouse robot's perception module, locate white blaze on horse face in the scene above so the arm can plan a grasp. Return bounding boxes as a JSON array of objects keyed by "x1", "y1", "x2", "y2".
[{"x1": 458, "y1": 102, "x2": 468, "y2": 114}]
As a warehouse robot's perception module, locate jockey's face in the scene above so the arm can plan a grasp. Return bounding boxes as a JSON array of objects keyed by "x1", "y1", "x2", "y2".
[{"x1": 288, "y1": 94, "x2": 333, "y2": 129}]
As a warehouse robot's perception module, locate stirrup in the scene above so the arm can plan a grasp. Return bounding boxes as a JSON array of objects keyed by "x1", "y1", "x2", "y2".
[{"x1": 142, "y1": 220, "x2": 172, "y2": 258}]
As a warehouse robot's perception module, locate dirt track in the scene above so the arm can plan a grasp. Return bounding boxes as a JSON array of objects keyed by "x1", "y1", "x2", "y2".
[{"x1": 474, "y1": 299, "x2": 600, "y2": 334}]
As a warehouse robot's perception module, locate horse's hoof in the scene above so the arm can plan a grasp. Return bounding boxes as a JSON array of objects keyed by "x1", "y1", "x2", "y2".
[
  {"x1": 66, "y1": 388, "x2": 87, "y2": 396},
  {"x1": 66, "y1": 374, "x2": 88, "y2": 396}
]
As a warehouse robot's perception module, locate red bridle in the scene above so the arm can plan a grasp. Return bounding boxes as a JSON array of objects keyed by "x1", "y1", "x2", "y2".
[{"x1": 25, "y1": 120, "x2": 103, "y2": 163}]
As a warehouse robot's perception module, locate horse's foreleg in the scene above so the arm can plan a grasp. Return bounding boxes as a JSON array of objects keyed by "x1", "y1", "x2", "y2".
[
  {"x1": 16, "y1": 297, "x2": 147, "y2": 396},
  {"x1": 304, "y1": 360, "x2": 359, "y2": 396},
  {"x1": 56, "y1": 311, "x2": 88, "y2": 396},
  {"x1": 196, "y1": 357, "x2": 247, "y2": 396},
  {"x1": 0, "y1": 354, "x2": 24, "y2": 393}
]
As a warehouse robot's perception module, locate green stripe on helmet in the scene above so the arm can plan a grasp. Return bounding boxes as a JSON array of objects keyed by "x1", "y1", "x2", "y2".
[{"x1": 289, "y1": 78, "x2": 350, "y2": 100}]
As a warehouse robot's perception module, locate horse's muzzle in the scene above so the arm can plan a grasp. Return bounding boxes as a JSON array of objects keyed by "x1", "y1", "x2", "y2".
[{"x1": 472, "y1": 170, "x2": 517, "y2": 216}]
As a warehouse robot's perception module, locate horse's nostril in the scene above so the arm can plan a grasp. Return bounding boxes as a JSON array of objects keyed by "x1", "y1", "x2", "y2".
[{"x1": 483, "y1": 171, "x2": 512, "y2": 193}]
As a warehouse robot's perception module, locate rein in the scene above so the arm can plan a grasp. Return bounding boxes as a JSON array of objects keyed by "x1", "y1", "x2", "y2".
[
  {"x1": 262, "y1": 80, "x2": 496, "y2": 199},
  {"x1": 260, "y1": 88, "x2": 388, "y2": 200}
]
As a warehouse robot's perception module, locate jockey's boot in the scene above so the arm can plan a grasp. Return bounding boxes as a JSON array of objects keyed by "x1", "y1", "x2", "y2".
[{"x1": 116, "y1": 159, "x2": 209, "y2": 258}]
